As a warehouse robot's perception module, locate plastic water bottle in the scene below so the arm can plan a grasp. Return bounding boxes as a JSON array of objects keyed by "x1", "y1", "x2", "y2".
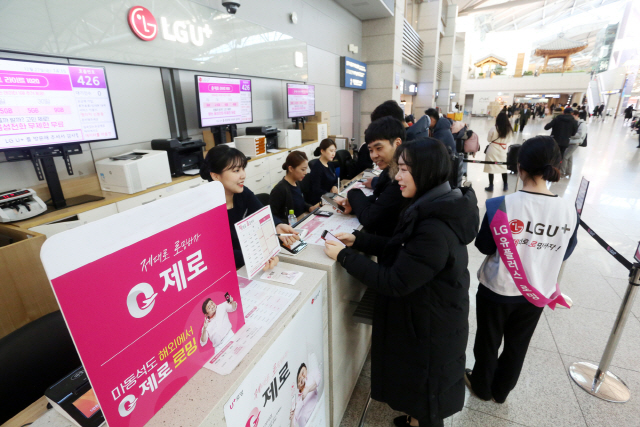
[{"x1": 288, "y1": 210, "x2": 296, "y2": 226}]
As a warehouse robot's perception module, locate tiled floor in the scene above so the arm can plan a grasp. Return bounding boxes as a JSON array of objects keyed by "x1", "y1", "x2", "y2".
[{"x1": 340, "y1": 113, "x2": 640, "y2": 427}]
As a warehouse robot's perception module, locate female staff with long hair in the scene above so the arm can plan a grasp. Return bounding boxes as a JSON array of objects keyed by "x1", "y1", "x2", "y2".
[
  {"x1": 484, "y1": 112, "x2": 513, "y2": 192},
  {"x1": 466, "y1": 136, "x2": 579, "y2": 404},
  {"x1": 324, "y1": 138, "x2": 479, "y2": 427},
  {"x1": 200, "y1": 145, "x2": 299, "y2": 270}
]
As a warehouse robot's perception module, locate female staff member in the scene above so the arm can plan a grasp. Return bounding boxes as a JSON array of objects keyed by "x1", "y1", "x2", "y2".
[
  {"x1": 308, "y1": 139, "x2": 339, "y2": 204},
  {"x1": 270, "y1": 151, "x2": 317, "y2": 222},
  {"x1": 465, "y1": 136, "x2": 578, "y2": 404},
  {"x1": 324, "y1": 138, "x2": 479, "y2": 427},
  {"x1": 201, "y1": 145, "x2": 299, "y2": 270},
  {"x1": 484, "y1": 112, "x2": 512, "y2": 192}
]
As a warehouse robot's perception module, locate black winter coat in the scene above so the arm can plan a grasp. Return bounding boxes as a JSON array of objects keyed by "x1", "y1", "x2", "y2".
[
  {"x1": 347, "y1": 168, "x2": 404, "y2": 237},
  {"x1": 544, "y1": 114, "x2": 578, "y2": 148},
  {"x1": 337, "y1": 183, "x2": 480, "y2": 422}
]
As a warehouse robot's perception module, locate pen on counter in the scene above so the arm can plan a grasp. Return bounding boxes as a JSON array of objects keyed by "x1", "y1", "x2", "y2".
[{"x1": 276, "y1": 233, "x2": 297, "y2": 236}]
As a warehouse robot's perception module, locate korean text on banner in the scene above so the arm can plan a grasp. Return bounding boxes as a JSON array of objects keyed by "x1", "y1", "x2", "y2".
[
  {"x1": 40, "y1": 182, "x2": 244, "y2": 427},
  {"x1": 224, "y1": 287, "x2": 326, "y2": 427}
]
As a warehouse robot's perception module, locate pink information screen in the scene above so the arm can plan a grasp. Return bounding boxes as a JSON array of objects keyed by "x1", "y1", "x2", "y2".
[
  {"x1": 196, "y1": 76, "x2": 253, "y2": 127},
  {"x1": 287, "y1": 83, "x2": 315, "y2": 118},
  {"x1": 0, "y1": 58, "x2": 117, "y2": 150}
]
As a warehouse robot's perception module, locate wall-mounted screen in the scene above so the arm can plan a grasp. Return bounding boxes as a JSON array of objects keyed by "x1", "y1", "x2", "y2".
[
  {"x1": 0, "y1": 58, "x2": 118, "y2": 150},
  {"x1": 287, "y1": 84, "x2": 315, "y2": 118},
  {"x1": 196, "y1": 76, "x2": 253, "y2": 127}
]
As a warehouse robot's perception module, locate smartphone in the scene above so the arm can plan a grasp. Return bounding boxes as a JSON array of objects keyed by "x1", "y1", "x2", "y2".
[
  {"x1": 321, "y1": 230, "x2": 346, "y2": 247},
  {"x1": 359, "y1": 178, "x2": 369, "y2": 182},
  {"x1": 315, "y1": 210, "x2": 333, "y2": 217},
  {"x1": 321, "y1": 193, "x2": 346, "y2": 212},
  {"x1": 224, "y1": 292, "x2": 230, "y2": 303},
  {"x1": 280, "y1": 240, "x2": 308, "y2": 255}
]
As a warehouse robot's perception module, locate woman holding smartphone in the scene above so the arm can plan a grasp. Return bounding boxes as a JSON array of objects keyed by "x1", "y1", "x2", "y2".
[
  {"x1": 201, "y1": 145, "x2": 299, "y2": 270},
  {"x1": 308, "y1": 138, "x2": 339, "y2": 204},
  {"x1": 324, "y1": 138, "x2": 479, "y2": 427}
]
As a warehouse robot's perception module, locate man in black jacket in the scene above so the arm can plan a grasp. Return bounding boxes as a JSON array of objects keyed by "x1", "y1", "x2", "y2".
[
  {"x1": 544, "y1": 107, "x2": 578, "y2": 155},
  {"x1": 519, "y1": 105, "x2": 532, "y2": 131},
  {"x1": 340, "y1": 116, "x2": 405, "y2": 237}
]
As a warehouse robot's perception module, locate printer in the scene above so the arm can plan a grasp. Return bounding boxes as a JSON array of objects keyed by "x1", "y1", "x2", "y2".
[
  {"x1": 150, "y1": 138, "x2": 206, "y2": 177},
  {"x1": 94, "y1": 150, "x2": 172, "y2": 194},
  {"x1": 0, "y1": 188, "x2": 47, "y2": 223},
  {"x1": 246, "y1": 126, "x2": 280, "y2": 150}
]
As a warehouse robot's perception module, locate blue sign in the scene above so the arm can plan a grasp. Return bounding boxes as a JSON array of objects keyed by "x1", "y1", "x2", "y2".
[{"x1": 340, "y1": 56, "x2": 367, "y2": 90}]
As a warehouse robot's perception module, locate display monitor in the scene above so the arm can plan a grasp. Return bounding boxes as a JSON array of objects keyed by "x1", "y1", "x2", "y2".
[
  {"x1": 195, "y1": 76, "x2": 253, "y2": 127},
  {"x1": 0, "y1": 58, "x2": 117, "y2": 151},
  {"x1": 287, "y1": 84, "x2": 315, "y2": 118}
]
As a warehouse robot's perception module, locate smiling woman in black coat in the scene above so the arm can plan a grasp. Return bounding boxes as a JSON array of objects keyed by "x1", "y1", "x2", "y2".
[{"x1": 324, "y1": 138, "x2": 479, "y2": 427}]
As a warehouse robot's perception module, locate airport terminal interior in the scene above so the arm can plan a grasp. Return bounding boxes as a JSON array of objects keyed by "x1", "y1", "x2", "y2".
[{"x1": 0, "y1": 1, "x2": 639, "y2": 427}]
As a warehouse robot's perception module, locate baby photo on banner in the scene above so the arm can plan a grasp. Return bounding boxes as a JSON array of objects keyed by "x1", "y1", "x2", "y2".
[
  {"x1": 40, "y1": 182, "x2": 244, "y2": 427},
  {"x1": 224, "y1": 288, "x2": 326, "y2": 427}
]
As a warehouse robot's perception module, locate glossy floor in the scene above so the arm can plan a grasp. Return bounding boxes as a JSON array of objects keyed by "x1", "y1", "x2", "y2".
[{"x1": 340, "y1": 114, "x2": 640, "y2": 427}]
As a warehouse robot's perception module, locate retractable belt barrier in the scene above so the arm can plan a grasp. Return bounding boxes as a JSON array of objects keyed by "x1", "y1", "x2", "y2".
[
  {"x1": 579, "y1": 219, "x2": 634, "y2": 272},
  {"x1": 463, "y1": 159, "x2": 508, "y2": 165}
]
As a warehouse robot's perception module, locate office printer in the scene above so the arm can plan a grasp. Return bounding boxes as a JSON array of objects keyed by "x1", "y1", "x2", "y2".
[
  {"x1": 0, "y1": 188, "x2": 47, "y2": 223},
  {"x1": 151, "y1": 138, "x2": 206, "y2": 177},
  {"x1": 246, "y1": 126, "x2": 280, "y2": 150},
  {"x1": 94, "y1": 150, "x2": 172, "y2": 194}
]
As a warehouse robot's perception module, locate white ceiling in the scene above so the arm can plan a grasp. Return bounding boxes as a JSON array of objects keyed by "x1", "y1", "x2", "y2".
[{"x1": 333, "y1": 0, "x2": 394, "y2": 20}]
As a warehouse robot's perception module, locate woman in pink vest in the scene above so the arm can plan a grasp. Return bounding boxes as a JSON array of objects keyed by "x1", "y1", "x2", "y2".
[{"x1": 465, "y1": 135, "x2": 579, "y2": 403}]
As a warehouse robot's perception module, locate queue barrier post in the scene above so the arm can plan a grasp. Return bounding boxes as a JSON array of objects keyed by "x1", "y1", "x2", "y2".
[{"x1": 569, "y1": 264, "x2": 640, "y2": 402}]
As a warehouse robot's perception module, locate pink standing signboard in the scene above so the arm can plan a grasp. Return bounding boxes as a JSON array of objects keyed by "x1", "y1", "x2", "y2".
[{"x1": 40, "y1": 182, "x2": 244, "y2": 427}]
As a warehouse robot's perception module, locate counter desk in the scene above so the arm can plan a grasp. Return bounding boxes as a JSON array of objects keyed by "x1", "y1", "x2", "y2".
[
  {"x1": 26, "y1": 262, "x2": 328, "y2": 427},
  {"x1": 281, "y1": 205, "x2": 372, "y2": 427}
]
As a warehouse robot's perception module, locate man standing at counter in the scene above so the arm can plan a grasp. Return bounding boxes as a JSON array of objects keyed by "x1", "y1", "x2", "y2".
[{"x1": 339, "y1": 117, "x2": 405, "y2": 237}]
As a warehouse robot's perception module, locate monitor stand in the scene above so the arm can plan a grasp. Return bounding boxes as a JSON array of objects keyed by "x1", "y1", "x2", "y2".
[
  {"x1": 4, "y1": 144, "x2": 104, "y2": 210},
  {"x1": 210, "y1": 124, "x2": 237, "y2": 146},
  {"x1": 292, "y1": 117, "x2": 306, "y2": 130}
]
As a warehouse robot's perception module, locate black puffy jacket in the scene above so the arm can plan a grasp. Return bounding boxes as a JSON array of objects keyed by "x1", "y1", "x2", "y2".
[
  {"x1": 337, "y1": 183, "x2": 479, "y2": 422},
  {"x1": 544, "y1": 114, "x2": 578, "y2": 147}
]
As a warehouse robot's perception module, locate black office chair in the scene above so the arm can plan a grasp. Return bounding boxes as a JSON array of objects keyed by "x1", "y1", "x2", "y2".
[
  {"x1": 300, "y1": 159, "x2": 319, "y2": 203},
  {"x1": 256, "y1": 193, "x2": 270, "y2": 206},
  {"x1": 0, "y1": 310, "x2": 82, "y2": 424},
  {"x1": 334, "y1": 149, "x2": 356, "y2": 179}
]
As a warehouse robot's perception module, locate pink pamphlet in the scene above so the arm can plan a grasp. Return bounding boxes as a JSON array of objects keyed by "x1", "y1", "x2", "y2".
[{"x1": 40, "y1": 182, "x2": 244, "y2": 427}]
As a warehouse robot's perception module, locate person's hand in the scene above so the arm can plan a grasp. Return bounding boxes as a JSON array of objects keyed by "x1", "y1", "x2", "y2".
[
  {"x1": 309, "y1": 203, "x2": 320, "y2": 213},
  {"x1": 334, "y1": 232, "x2": 356, "y2": 247},
  {"x1": 202, "y1": 316, "x2": 209, "y2": 330},
  {"x1": 363, "y1": 177, "x2": 374, "y2": 189},
  {"x1": 228, "y1": 295, "x2": 233, "y2": 303},
  {"x1": 324, "y1": 240, "x2": 344, "y2": 260},
  {"x1": 330, "y1": 185, "x2": 339, "y2": 194},
  {"x1": 276, "y1": 224, "x2": 300, "y2": 246},
  {"x1": 263, "y1": 256, "x2": 279, "y2": 271},
  {"x1": 338, "y1": 197, "x2": 352, "y2": 215},
  {"x1": 290, "y1": 410, "x2": 295, "y2": 421}
]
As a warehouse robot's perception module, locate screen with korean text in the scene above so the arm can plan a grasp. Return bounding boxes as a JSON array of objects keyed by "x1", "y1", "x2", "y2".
[
  {"x1": 287, "y1": 84, "x2": 315, "y2": 118},
  {"x1": 0, "y1": 58, "x2": 117, "y2": 150},
  {"x1": 196, "y1": 76, "x2": 253, "y2": 127}
]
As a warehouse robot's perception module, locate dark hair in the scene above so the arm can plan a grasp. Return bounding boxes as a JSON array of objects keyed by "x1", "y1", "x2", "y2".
[
  {"x1": 371, "y1": 100, "x2": 405, "y2": 123},
  {"x1": 425, "y1": 108, "x2": 439, "y2": 121},
  {"x1": 394, "y1": 138, "x2": 451, "y2": 200},
  {"x1": 364, "y1": 116, "x2": 406, "y2": 145},
  {"x1": 495, "y1": 112, "x2": 513, "y2": 139},
  {"x1": 313, "y1": 138, "x2": 336, "y2": 157},
  {"x1": 200, "y1": 145, "x2": 248, "y2": 181},
  {"x1": 572, "y1": 103, "x2": 578, "y2": 107},
  {"x1": 282, "y1": 150, "x2": 308, "y2": 172},
  {"x1": 202, "y1": 298, "x2": 212, "y2": 314},
  {"x1": 405, "y1": 114, "x2": 414, "y2": 124},
  {"x1": 518, "y1": 136, "x2": 561, "y2": 183},
  {"x1": 297, "y1": 363, "x2": 307, "y2": 381}
]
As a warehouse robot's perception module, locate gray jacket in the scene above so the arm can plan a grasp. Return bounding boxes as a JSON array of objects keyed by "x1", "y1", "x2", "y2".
[{"x1": 569, "y1": 119, "x2": 587, "y2": 145}]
